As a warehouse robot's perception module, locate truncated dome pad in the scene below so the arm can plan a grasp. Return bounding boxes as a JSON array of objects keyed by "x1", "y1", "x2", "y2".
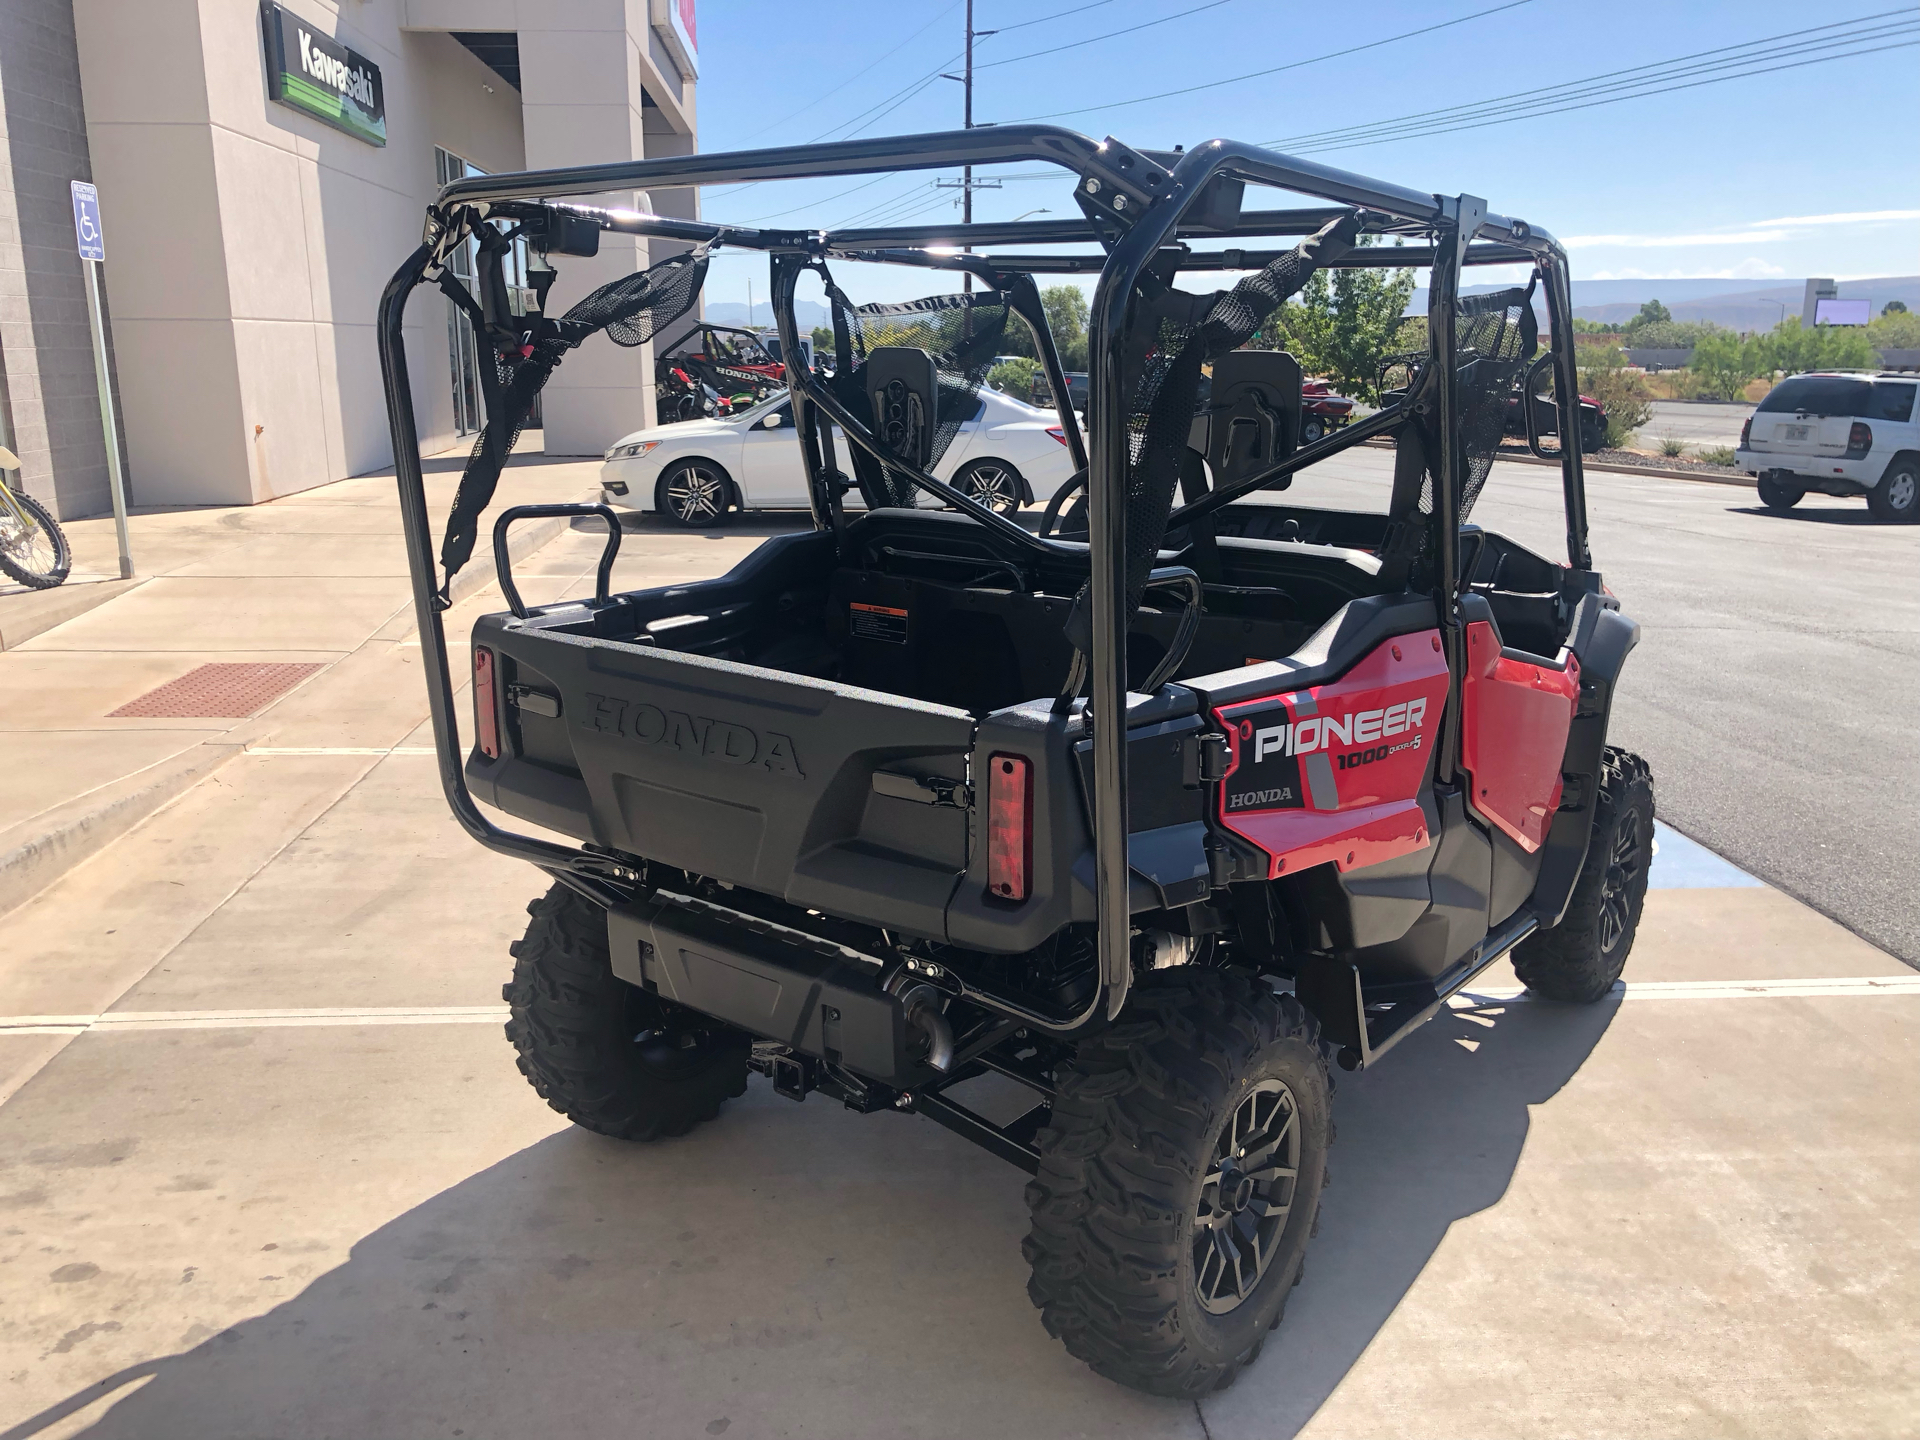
[{"x1": 109, "y1": 661, "x2": 324, "y2": 718}]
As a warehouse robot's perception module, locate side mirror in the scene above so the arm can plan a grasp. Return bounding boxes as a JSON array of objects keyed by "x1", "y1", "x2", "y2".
[{"x1": 763, "y1": 412, "x2": 784, "y2": 429}]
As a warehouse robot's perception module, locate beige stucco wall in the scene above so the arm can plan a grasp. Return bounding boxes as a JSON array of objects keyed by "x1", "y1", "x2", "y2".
[{"x1": 73, "y1": 1, "x2": 693, "y2": 506}]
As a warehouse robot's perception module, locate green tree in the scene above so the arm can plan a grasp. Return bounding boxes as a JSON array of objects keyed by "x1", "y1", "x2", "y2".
[
  {"x1": 1867, "y1": 308, "x2": 1920, "y2": 349},
  {"x1": 1251, "y1": 238, "x2": 1416, "y2": 401},
  {"x1": 809, "y1": 325, "x2": 834, "y2": 359},
  {"x1": 1760, "y1": 316, "x2": 1877, "y2": 375},
  {"x1": 1624, "y1": 298, "x2": 1671, "y2": 332},
  {"x1": 1884, "y1": 300, "x2": 1908, "y2": 315},
  {"x1": 1040, "y1": 284, "x2": 1089, "y2": 371},
  {"x1": 1686, "y1": 330, "x2": 1763, "y2": 401}
]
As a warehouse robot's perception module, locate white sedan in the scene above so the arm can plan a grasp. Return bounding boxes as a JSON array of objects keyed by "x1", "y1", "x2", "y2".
[{"x1": 600, "y1": 388, "x2": 1077, "y2": 527}]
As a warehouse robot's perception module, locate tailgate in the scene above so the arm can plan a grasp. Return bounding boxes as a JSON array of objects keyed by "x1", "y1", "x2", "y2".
[{"x1": 470, "y1": 617, "x2": 977, "y2": 939}]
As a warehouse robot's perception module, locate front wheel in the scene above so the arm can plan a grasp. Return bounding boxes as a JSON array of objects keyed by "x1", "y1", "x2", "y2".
[
  {"x1": 503, "y1": 883, "x2": 750, "y2": 1140},
  {"x1": 0, "y1": 488, "x2": 72, "y2": 589},
  {"x1": 656, "y1": 460, "x2": 735, "y2": 528},
  {"x1": 1024, "y1": 969, "x2": 1332, "y2": 1398},
  {"x1": 1867, "y1": 457, "x2": 1919, "y2": 522},
  {"x1": 953, "y1": 459, "x2": 1025, "y2": 515},
  {"x1": 1299, "y1": 416, "x2": 1326, "y2": 445},
  {"x1": 1757, "y1": 472, "x2": 1805, "y2": 511},
  {"x1": 1512, "y1": 748, "x2": 1654, "y2": 1003}
]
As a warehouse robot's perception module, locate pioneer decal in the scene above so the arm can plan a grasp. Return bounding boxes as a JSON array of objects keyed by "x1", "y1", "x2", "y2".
[{"x1": 581, "y1": 693, "x2": 802, "y2": 776}]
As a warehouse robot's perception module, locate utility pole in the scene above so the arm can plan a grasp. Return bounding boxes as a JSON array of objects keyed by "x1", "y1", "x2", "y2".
[{"x1": 940, "y1": 2, "x2": 1000, "y2": 294}]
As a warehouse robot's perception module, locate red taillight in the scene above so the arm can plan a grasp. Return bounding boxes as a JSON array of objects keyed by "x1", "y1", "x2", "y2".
[
  {"x1": 473, "y1": 646, "x2": 500, "y2": 759},
  {"x1": 1740, "y1": 416, "x2": 1752, "y2": 447},
  {"x1": 986, "y1": 753, "x2": 1033, "y2": 901},
  {"x1": 1846, "y1": 421, "x2": 1872, "y2": 458},
  {"x1": 1046, "y1": 427, "x2": 1067, "y2": 446}
]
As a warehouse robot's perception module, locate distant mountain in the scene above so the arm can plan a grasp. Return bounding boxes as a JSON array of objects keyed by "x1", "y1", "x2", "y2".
[
  {"x1": 1407, "y1": 276, "x2": 1919, "y2": 333},
  {"x1": 702, "y1": 299, "x2": 832, "y2": 329}
]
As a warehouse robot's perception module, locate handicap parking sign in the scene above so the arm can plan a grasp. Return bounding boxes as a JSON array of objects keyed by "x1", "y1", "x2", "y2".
[{"x1": 70, "y1": 180, "x2": 105, "y2": 261}]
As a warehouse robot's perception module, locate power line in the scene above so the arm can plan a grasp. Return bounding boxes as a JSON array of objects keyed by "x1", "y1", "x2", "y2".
[
  {"x1": 1002, "y1": 0, "x2": 1537, "y2": 122},
  {"x1": 727, "y1": 1, "x2": 964, "y2": 149},
  {"x1": 1270, "y1": 14, "x2": 1920, "y2": 154},
  {"x1": 974, "y1": 0, "x2": 1240, "y2": 71},
  {"x1": 992, "y1": 0, "x2": 1121, "y2": 34}
]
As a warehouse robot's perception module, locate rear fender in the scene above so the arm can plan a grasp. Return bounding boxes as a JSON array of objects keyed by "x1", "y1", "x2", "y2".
[{"x1": 1529, "y1": 595, "x2": 1640, "y2": 925}]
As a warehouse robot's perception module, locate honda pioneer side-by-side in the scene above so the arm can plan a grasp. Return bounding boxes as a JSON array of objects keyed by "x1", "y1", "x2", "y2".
[{"x1": 380, "y1": 127, "x2": 1652, "y2": 1398}]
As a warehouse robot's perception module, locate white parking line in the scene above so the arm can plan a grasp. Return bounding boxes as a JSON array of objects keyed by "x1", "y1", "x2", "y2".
[
  {"x1": 3, "y1": 976, "x2": 1916, "y2": 1038},
  {"x1": 246, "y1": 747, "x2": 437, "y2": 756},
  {"x1": 1454, "y1": 975, "x2": 1920, "y2": 1006},
  {"x1": 1, "y1": 1006, "x2": 509, "y2": 1037}
]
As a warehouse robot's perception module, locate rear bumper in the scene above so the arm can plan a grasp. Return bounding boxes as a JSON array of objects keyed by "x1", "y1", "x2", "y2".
[{"x1": 1738, "y1": 448, "x2": 1881, "y2": 492}]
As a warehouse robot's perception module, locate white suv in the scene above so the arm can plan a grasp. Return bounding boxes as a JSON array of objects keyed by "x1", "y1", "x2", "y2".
[{"x1": 1736, "y1": 371, "x2": 1919, "y2": 521}]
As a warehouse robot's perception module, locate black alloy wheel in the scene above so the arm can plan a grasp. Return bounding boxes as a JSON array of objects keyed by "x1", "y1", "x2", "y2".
[
  {"x1": 955, "y1": 459, "x2": 1024, "y2": 515},
  {"x1": 1597, "y1": 805, "x2": 1646, "y2": 954},
  {"x1": 656, "y1": 460, "x2": 734, "y2": 528},
  {"x1": 1193, "y1": 1078, "x2": 1302, "y2": 1315}
]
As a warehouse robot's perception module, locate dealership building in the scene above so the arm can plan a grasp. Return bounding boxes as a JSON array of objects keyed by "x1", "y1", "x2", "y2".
[{"x1": 0, "y1": 0, "x2": 700, "y2": 517}]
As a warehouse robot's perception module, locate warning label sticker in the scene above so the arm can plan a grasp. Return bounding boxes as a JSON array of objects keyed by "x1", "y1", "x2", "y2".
[{"x1": 849, "y1": 601, "x2": 909, "y2": 645}]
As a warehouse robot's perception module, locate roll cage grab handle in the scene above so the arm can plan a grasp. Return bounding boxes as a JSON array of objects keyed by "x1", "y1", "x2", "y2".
[{"x1": 378, "y1": 123, "x2": 1592, "y2": 1029}]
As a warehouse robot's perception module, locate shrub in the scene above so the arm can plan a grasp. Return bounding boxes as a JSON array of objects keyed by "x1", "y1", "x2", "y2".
[
  {"x1": 1578, "y1": 344, "x2": 1654, "y2": 449},
  {"x1": 987, "y1": 356, "x2": 1039, "y2": 395},
  {"x1": 1625, "y1": 319, "x2": 1730, "y2": 350},
  {"x1": 1658, "y1": 434, "x2": 1686, "y2": 458},
  {"x1": 1696, "y1": 445, "x2": 1737, "y2": 466}
]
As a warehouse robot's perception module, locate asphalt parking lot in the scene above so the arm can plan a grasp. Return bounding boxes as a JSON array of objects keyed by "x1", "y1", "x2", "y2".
[{"x1": 1, "y1": 456, "x2": 1915, "y2": 1438}]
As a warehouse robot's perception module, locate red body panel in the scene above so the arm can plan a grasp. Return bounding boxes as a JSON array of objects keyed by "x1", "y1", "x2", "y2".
[
  {"x1": 1459, "y1": 620, "x2": 1579, "y2": 852},
  {"x1": 1212, "y1": 631, "x2": 1449, "y2": 879}
]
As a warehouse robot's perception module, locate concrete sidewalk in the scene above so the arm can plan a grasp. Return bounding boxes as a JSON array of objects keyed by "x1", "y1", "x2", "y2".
[{"x1": 0, "y1": 447, "x2": 604, "y2": 918}]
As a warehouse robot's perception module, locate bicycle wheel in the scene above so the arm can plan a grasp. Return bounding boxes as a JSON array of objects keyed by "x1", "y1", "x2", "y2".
[{"x1": 0, "y1": 488, "x2": 73, "y2": 589}]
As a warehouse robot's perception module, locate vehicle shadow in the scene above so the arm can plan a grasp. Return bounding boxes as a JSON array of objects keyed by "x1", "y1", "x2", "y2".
[
  {"x1": 1728, "y1": 504, "x2": 1886, "y2": 525},
  {"x1": 4, "y1": 991, "x2": 1614, "y2": 1440}
]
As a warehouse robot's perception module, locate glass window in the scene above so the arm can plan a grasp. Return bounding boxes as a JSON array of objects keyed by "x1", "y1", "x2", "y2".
[
  {"x1": 1869, "y1": 381, "x2": 1916, "y2": 423},
  {"x1": 1757, "y1": 376, "x2": 1873, "y2": 416}
]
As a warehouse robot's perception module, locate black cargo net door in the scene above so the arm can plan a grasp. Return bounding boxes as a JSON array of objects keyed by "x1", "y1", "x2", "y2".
[
  {"x1": 827, "y1": 286, "x2": 1011, "y2": 510},
  {"x1": 435, "y1": 242, "x2": 710, "y2": 601},
  {"x1": 1450, "y1": 282, "x2": 1538, "y2": 523}
]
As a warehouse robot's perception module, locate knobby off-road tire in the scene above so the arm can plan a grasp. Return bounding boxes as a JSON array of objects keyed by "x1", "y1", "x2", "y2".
[
  {"x1": 0, "y1": 489, "x2": 71, "y2": 589},
  {"x1": 1024, "y1": 969, "x2": 1332, "y2": 1398},
  {"x1": 503, "y1": 882, "x2": 749, "y2": 1140},
  {"x1": 1512, "y1": 747, "x2": 1654, "y2": 1003}
]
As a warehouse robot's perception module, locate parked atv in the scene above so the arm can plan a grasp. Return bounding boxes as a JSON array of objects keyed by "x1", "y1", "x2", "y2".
[
  {"x1": 382, "y1": 127, "x2": 1649, "y2": 1399},
  {"x1": 660, "y1": 321, "x2": 787, "y2": 407}
]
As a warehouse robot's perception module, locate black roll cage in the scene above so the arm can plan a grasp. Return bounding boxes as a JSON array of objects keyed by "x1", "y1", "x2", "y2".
[{"x1": 377, "y1": 122, "x2": 1593, "y2": 1032}]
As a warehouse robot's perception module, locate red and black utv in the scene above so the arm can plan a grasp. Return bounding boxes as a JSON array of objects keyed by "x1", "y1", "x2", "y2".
[
  {"x1": 659, "y1": 320, "x2": 786, "y2": 414},
  {"x1": 381, "y1": 126, "x2": 1651, "y2": 1399}
]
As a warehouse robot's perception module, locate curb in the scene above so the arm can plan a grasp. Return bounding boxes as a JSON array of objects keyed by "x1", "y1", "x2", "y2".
[
  {"x1": 1360, "y1": 436, "x2": 1753, "y2": 488},
  {"x1": 1493, "y1": 450, "x2": 1753, "y2": 488},
  {"x1": 0, "y1": 483, "x2": 597, "y2": 918},
  {"x1": 0, "y1": 740, "x2": 243, "y2": 917},
  {"x1": 0, "y1": 575, "x2": 144, "y2": 650}
]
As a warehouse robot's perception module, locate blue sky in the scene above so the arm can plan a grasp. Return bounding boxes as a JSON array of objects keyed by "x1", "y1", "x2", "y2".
[{"x1": 683, "y1": 0, "x2": 1919, "y2": 311}]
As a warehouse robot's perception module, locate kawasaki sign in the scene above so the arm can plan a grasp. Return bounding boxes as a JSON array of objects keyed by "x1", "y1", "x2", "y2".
[{"x1": 261, "y1": 3, "x2": 386, "y2": 147}]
